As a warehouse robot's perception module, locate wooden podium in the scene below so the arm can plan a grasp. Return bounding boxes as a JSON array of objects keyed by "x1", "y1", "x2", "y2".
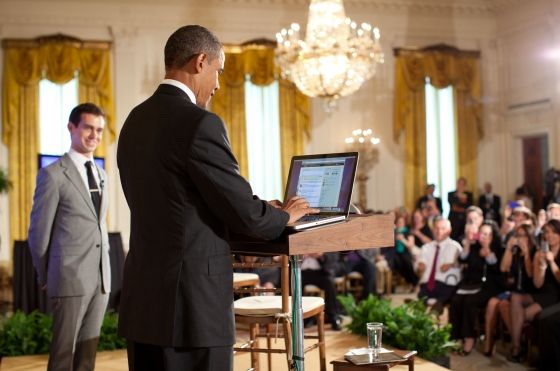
[{"x1": 230, "y1": 214, "x2": 394, "y2": 371}]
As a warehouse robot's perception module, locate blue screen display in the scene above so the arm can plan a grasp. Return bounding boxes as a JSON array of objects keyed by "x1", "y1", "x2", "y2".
[{"x1": 38, "y1": 154, "x2": 105, "y2": 169}]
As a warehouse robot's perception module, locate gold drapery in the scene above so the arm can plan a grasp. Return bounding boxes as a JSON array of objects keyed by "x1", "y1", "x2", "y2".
[
  {"x1": 2, "y1": 35, "x2": 114, "y2": 243},
  {"x1": 212, "y1": 43, "x2": 310, "y2": 185},
  {"x1": 393, "y1": 46, "x2": 482, "y2": 211}
]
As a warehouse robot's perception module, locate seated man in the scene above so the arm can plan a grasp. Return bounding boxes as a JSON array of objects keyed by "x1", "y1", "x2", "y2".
[
  {"x1": 344, "y1": 249, "x2": 376, "y2": 300},
  {"x1": 301, "y1": 252, "x2": 343, "y2": 330},
  {"x1": 417, "y1": 217, "x2": 462, "y2": 309}
]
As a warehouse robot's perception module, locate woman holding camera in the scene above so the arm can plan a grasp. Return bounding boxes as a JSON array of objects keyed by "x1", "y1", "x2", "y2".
[
  {"x1": 449, "y1": 220, "x2": 503, "y2": 355},
  {"x1": 506, "y1": 221, "x2": 552, "y2": 362}
]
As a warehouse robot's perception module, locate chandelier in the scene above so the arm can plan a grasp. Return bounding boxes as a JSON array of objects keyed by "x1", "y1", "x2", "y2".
[{"x1": 276, "y1": 0, "x2": 384, "y2": 110}]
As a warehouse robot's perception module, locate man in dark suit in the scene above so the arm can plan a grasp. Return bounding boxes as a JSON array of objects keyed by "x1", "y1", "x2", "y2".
[
  {"x1": 416, "y1": 183, "x2": 443, "y2": 215},
  {"x1": 28, "y1": 103, "x2": 111, "y2": 371},
  {"x1": 478, "y1": 182, "x2": 501, "y2": 225},
  {"x1": 117, "y1": 25, "x2": 316, "y2": 371}
]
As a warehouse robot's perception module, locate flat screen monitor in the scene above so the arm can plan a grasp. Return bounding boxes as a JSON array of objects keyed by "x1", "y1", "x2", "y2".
[{"x1": 38, "y1": 154, "x2": 105, "y2": 169}]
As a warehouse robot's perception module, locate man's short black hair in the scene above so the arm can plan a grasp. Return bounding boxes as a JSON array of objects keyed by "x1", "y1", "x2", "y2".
[
  {"x1": 164, "y1": 25, "x2": 222, "y2": 70},
  {"x1": 68, "y1": 103, "x2": 105, "y2": 127}
]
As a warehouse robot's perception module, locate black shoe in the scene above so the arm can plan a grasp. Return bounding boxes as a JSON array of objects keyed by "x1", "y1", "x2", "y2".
[
  {"x1": 329, "y1": 316, "x2": 342, "y2": 331},
  {"x1": 304, "y1": 317, "x2": 317, "y2": 328}
]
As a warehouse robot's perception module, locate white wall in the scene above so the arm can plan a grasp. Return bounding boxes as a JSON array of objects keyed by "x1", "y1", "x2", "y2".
[
  {"x1": 0, "y1": 0, "x2": 548, "y2": 262},
  {"x1": 488, "y1": 0, "x2": 560, "y2": 202}
]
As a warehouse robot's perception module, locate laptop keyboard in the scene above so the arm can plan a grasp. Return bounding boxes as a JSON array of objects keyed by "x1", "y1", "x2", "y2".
[{"x1": 299, "y1": 215, "x2": 329, "y2": 222}]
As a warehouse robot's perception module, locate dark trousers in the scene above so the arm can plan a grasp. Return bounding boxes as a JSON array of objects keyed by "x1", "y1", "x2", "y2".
[
  {"x1": 449, "y1": 289, "x2": 493, "y2": 339},
  {"x1": 392, "y1": 251, "x2": 418, "y2": 286},
  {"x1": 538, "y1": 303, "x2": 560, "y2": 371},
  {"x1": 346, "y1": 258, "x2": 376, "y2": 300},
  {"x1": 301, "y1": 269, "x2": 338, "y2": 321},
  {"x1": 48, "y1": 280, "x2": 108, "y2": 371},
  {"x1": 127, "y1": 342, "x2": 233, "y2": 371},
  {"x1": 418, "y1": 281, "x2": 456, "y2": 305}
]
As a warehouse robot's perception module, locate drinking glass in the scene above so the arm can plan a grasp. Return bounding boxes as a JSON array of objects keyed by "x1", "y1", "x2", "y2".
[{"x1": 366, "y1": 322, "x2": 383, "y2": 357}]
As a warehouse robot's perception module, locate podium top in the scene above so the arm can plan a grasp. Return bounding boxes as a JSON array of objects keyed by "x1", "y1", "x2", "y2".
[{"x1": 229, "y1": 214, "x2": 394, "y2": 256}]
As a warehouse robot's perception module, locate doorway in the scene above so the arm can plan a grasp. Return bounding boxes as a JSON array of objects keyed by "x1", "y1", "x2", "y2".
[{"x1": 522, "y1": 135, "x2": 549, "y2": 212}]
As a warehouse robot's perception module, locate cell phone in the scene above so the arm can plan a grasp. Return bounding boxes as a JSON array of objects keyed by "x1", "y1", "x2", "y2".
[
  {"x1": 508, "y1": 200, "x2": 520, "y2": 209},
  {"x1": 541, "y1": 241, "x2": 550, "y2": 253}
]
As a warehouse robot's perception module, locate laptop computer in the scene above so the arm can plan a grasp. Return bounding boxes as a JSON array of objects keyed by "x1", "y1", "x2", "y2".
[{"x1": 284, "y1": 152, "x2": 359, "y2": 231}]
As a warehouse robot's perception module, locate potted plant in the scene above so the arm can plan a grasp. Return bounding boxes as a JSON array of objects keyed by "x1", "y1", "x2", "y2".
[
  {"x1": 0, "y1": 310, "x2": 126, "y2": 359},
  {"x1": 338, "y1": 294, "x2": 456, "y2": 368}
]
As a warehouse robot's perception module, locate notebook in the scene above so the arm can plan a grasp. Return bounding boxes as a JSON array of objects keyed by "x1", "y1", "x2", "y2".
[{"x1": 284, "y1": 152, "x2": 359, "y2": 231}]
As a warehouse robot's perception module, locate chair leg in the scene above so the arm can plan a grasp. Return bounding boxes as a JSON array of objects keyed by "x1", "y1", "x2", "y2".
[
  {"x1": 283, "y1": 317, "x2": 293, "y2": 369},
  {"x1": 266, "y1": 323, "x2": 273, "y2": 371},
  {"x1": 318, "y1": 310, "x2": 326, "y2": 371},
  {"x1": 250, "y1": 323, "x2": 260, "y2": 370}
]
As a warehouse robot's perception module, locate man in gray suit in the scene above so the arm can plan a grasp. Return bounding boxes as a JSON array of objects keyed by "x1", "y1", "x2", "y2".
[{"x1": 29, "y1": 103, "x2": 111, "y2": 371}]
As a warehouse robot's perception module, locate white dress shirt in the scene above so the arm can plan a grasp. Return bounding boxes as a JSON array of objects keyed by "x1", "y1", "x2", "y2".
[
  {"x1": 418, "y1": 237, "x2": 462, "y2": 286},
  {"x1": 68, "y1": 149, "x2": 102, "y2": 195},
  {"x1": 161, "y1": 79, "x2": 196, "y2": 104}
]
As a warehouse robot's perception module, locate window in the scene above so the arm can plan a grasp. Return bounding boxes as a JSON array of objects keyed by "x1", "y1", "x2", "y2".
[
  {"x1": 244, "y1": 79, "x2": 282, "y2": 200},
  {"x1": 39, "y1": 77, "x2": 79, "y2": 155},
  {"x1": 425, "y1": 80, "x2": 456, "y2": 217}
]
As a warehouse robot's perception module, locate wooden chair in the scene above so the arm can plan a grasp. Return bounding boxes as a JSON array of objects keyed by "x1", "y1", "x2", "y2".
[{"x1": 233, "y1": 255, "x2": 326, "y2": 371}]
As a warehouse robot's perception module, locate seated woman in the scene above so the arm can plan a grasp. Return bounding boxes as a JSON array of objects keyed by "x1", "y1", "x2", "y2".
[
  {"x1": 508, "y1": 219, "x2": 560, "y2": 362},
  {"x1": 386, "y1": 214, "x2": 419, "y2": 290},
  {"x1": 484, "y1": 222, "x2": 536, "y2": 356},
  {"x1": 410, "y1": 208, "x2": 433, "y2": 248},
  {"x1": 449, "y1": 220, "x2": 503, "y2": 355},
  {"x1": 502, "y1": 223, "x2": 541, "y2": 362}
]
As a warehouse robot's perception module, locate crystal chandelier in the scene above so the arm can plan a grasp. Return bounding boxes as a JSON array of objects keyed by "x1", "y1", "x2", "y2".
[{"x1": 276, "y1": 0, "x2": 384, "y2": 110}]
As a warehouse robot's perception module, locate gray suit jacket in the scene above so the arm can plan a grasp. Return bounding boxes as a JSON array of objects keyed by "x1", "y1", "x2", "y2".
[{"x1": 28, "y1": 153, "x2": 111, "y2": 298}]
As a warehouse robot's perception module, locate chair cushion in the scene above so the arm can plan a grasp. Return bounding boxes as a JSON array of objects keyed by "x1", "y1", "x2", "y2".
[
  {"x1": 234, "y1": 295, "x2": 324, "y2": 316},
  {"x1": 233, "y1": 272, "x2": 260, "y2": 283}
]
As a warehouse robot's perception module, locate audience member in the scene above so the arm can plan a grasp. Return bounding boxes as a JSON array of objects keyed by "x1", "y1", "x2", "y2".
[
  {"x1": 502, "y1": 223, "x2": 538, "y2": 362},
  {"x1": 416, "y1": 183, "x2": 443, "y2": 215},
  {"x1": 301, "y1": 253, "x2": 343, "y2": 330},
  {"x1": 386, "y1": 214, "x2": 418, "y2": 290},
  {"x1": 344, "y1": 249, "x2": 376, "y2": 300},
  {"x1": 448, "y1": 177, "x2": 474, "y2": 241},
  {"x1": 417, "y1": 217, "x2": 462, "y2": 309},
  {"x1": 548, "y1": 203, "x2": 560, "y2": 221},
  {"x1": 506, "y1": 220, "x2": 560, "y2": 362},
  {"x1": 410, "y1": 208, "x2": 433, "y2": 248},
  {"x1": 450, "y1": 220, "x2": 503, "y2": 355},
  {"x1": 500, "y1": 205, "x2": 534, "y2": 240},
  {"x1": 478, "y1": 182, "x2": 502, "y2": 225}
]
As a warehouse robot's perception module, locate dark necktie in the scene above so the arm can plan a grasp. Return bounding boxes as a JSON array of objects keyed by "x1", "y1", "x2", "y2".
[
  {"x1": 85, "y1": 161, "x2": 101, "y2": 219},
  {"x1": 427, "y1": 245, "x2": 440, "y2": 291}
]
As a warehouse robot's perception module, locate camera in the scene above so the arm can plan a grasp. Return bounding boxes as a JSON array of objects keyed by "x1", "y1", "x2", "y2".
[{"x1": 512, "y1": 245, "x2": 520, "y2": 255}]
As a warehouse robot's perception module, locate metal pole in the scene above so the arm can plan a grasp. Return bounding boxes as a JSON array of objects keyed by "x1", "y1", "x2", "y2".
[{"x1": 290, "y1": 254, "x2": 305, "y2": 371}]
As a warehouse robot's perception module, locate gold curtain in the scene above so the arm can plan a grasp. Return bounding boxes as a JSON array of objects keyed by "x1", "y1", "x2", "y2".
[
  {"x1": 212, "y1": 44, "x2": 310, "y2": 185},
  {"x1": 393, "y1": 47, "x2": 482, "y2": 211},
  {"x1": 2, "y1": 36, "x2": 114, "y2": 243}
]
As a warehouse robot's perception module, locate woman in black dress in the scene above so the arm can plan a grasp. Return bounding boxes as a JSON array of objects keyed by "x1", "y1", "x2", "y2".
[
  {"x1": 449, "y1": 220, "x2": 503, "y2": 354},
  {"x1": 508, "y1": 221, "x2": 560, "y2": 362},
  {"x1": 448, "y1": 177, "x2": 473, "y2": 241}
]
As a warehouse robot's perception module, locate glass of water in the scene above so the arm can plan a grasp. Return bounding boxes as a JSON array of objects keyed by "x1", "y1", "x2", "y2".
[{"x1": 366, "y1": 322, "x2": 383, "y2": 357}]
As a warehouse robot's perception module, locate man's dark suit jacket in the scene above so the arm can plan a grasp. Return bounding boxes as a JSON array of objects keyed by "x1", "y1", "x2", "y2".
[
  {"x1": 478, "y1": 193, "x2": 502, "y2": 225},
  {"x1": 117, "y1": 84, "x2": 289, "y2": 348}
]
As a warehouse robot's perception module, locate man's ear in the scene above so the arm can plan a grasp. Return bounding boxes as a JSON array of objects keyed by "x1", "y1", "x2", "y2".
[{"x1": 194, "y1": 53, "x2": 208, "y2": 73}]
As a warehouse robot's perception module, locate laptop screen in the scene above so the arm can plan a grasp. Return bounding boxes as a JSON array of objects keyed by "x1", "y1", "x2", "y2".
[{"x1": 284, "y1": 152, "x2": 358, "y2": 214}]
